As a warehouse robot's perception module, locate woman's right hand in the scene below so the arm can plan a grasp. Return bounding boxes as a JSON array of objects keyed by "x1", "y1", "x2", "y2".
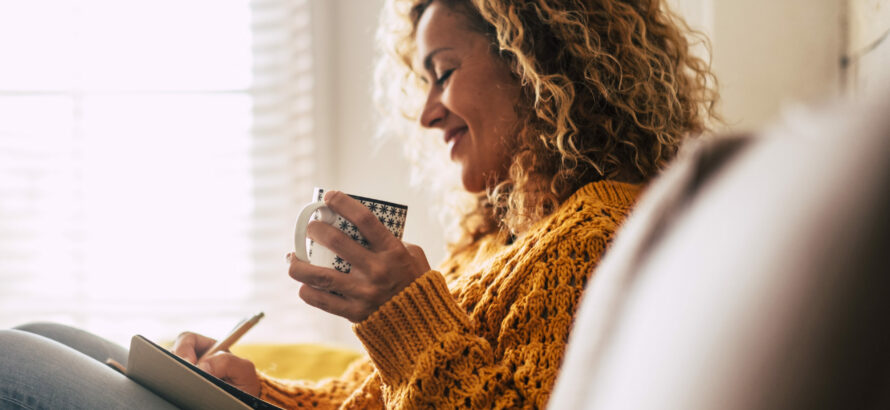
[{"x1": 171, "y1": 331, "x2": 261, "y2": 397}]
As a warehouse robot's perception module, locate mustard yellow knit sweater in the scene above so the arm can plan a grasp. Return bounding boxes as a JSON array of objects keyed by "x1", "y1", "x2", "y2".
[{"x1": 258, "y1": 181, "x2": 640, "y2": 409}]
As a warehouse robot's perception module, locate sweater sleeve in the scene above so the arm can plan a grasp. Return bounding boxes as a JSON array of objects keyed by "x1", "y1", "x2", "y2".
[
  {"x1": 258, "y1": 356, "x2": 381, "y2": 409},
  {"x1": 354, "y1": 269, "x2": 581, "y2": 409}
]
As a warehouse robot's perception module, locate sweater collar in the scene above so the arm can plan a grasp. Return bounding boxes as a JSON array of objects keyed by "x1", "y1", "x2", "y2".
[{"x1": 508, "y1": 180, "x2": 642, "y2": 244}]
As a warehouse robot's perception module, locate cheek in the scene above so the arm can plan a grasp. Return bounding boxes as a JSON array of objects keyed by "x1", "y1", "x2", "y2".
[
  {"x1": 442, "y1": 81, "x2": 481, "y2": 114},
  {"x1": 486, "y1": 90, "x2": 520, "y2": 144},
  {"x1": 462, "y1": 91, "x2": 514, "y2": 129},
  {"x1": 444, "y1": 72, "x2": 521, "y2": 143},
  {"x1": 480, "y1": 73, "x2": 521, "y2": 125}
]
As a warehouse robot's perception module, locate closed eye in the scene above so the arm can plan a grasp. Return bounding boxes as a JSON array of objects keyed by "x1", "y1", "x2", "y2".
[{"x1": 435, "y1": 69, "x2": 454, "y2": 86}]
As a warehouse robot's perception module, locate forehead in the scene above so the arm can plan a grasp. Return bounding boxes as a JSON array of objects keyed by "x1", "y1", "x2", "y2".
[{"x1": 414, "y1": 2, "x2": 476, "y2": 62}]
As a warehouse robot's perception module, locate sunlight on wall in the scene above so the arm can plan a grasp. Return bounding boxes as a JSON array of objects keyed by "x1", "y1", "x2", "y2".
[
  {"x1": 0, "y1": 0, "x2": 266, "y2": 346},
  {"x1": 79, "y1": 95, "x2": 254, "y2": 304},
  {"x1": 0, "y1": 0, "x2": 253, "y2": 91}
]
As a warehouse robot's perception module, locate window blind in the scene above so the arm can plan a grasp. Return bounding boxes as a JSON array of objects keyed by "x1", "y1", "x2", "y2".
[{"x1": 0, "y1": 0, "x2": 354, "y2": 347}]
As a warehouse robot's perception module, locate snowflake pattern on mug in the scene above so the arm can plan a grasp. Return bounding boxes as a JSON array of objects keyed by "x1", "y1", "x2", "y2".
[{"x1": 310, "y1": 188, "x2": 407, "y2": 273}]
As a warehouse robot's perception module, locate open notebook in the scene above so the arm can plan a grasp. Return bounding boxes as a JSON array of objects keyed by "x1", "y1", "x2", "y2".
[{"x1": 123, "y1": 335, "x2": 283, "y2": 410}]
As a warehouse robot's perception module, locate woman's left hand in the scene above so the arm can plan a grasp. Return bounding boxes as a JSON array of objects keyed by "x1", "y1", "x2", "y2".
[{"x1": 287, "y1": 190, "x2": 431, "y2": 323}]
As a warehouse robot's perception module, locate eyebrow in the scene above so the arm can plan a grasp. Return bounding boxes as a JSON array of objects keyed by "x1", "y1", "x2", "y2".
[{"x1": 422, "y1": 47, "x2": 453, "y2": 72}]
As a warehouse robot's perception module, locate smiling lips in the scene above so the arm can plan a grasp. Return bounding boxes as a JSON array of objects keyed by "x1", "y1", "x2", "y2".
[{"x1": 444, "y1": 126, "x2": 468, "y2": 159}]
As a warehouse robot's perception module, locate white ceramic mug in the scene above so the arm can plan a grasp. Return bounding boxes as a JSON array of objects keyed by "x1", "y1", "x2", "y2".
[{"x1": 294, "y1": 187, "x2": 407, "y2": 273}]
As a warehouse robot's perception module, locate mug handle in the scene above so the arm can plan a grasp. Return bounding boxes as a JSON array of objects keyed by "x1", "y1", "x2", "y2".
[{"x1": 293, "y1": 201, "x2": 336, "y2": 262}]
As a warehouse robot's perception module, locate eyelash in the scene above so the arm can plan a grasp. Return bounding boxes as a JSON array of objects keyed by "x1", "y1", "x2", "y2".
[{"x1": 435, "y1": 69, "x2": 454, "y2": 86}]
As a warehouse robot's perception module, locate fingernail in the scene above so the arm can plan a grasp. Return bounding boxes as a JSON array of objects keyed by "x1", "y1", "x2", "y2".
[{"x1": 286, "y1": 252, "x2": 293, "y2": 262}]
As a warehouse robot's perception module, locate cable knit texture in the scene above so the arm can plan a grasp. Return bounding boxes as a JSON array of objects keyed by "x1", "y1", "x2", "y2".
[{"x1": 258, "y1": 181, "x2": 640, "y2": 409}]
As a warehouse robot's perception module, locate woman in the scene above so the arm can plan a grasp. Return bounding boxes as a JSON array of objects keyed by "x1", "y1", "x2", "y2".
[
  {"x1": 175, "y1": 0, "x2": 717, "y2": 407},
  {"x1": 0, "y1": 0, "x2": 716, "y2": 408}
]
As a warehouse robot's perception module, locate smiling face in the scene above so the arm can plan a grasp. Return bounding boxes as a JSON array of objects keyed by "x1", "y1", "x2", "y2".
[{"x1": 415, "y1": 1, "x2": 522, "y2": 193}]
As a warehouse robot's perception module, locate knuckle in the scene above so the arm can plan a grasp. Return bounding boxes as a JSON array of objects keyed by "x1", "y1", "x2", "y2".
[
  {"x1": 300, "y1": 285, "x2": 328, "y2": 311},
  {"x1": 306, "y1": 220, "x2": 323, "y2": 234},
  {"x1": 380, "y1": 233, "x2": 400, "y2": 247},
  {"x1": 312, "y1": 273, "x2": 334, "y2": 290},
  {"x1": 222, "y1": 353, "x2": 245, "y2": 366},
  {"x1": 307, "y1": 221, "x2": 332, "y2": 242},
  {"x1": 339, "y1": 280, "x2": 359, "y2": 297},
  {"x1": 357, "y1": 211, "x2": 378, "y2": 227},
  {"x1": 327, "y1": 190, "x2": 345, "y2": 203},
  {"x1": 355, "y1": 284, "x2": 378, "y2": 303},
  {"x1": 325, "y1": 191, "x2": 348, "y2": 209},
  {"x1": 328, "y1": 231, "x2": 348, "y2": 249},
  {"x1": 237, "y1": 358, "x2": 256, "y2": 373},
  {"x1": 366, "y1": 261, "x2": 387, "y2": 280},
  {"x1": 212, "y1": 353, "x2": 232, "y2": 365},
  {"x1": 212, "y1": 353, "x2": 243, "y2": 373}
]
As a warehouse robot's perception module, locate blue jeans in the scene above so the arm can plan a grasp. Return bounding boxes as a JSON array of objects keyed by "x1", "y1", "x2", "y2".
[{"x1": 0, "y1": 323, "x2": 178, "y2": 410}]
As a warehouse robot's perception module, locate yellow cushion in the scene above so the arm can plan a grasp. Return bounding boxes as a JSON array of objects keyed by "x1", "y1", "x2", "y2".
[{"x1": 231, "y1": 343, "x2": 363, "y2": 381}]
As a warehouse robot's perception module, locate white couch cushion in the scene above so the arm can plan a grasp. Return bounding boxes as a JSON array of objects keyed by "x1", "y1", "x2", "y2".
[{"x1": 550, "y1": 89, "x2": 890, "y2": 409}]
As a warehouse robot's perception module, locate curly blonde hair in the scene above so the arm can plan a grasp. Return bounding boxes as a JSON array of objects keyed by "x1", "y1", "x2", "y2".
[{"x1": 375, "y1": 0, "x2": 719, "y2": 251}]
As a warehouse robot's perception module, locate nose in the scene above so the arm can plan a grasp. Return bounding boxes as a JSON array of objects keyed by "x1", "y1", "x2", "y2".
[{"x1": 419, "y1": 87, "x2": 446, "y2": 129}]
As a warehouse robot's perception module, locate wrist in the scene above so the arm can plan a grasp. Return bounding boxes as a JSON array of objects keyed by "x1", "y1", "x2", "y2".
[{"x1": 354, "y1": 270, "x2": 469, "y2": 385}]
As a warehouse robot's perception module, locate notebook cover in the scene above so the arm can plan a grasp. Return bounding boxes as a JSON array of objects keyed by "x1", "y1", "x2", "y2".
[{"x1": 127, "y1": 335, "x2": 282, "y2": 410}]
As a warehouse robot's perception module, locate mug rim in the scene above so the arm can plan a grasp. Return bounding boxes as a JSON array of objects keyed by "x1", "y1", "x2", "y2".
[
  {"x1": 346, "y1": 193, "x2": 407, "y2": 210},
  {"x1": 314, "y1": 187, "x2": 408, "y2": 210}
]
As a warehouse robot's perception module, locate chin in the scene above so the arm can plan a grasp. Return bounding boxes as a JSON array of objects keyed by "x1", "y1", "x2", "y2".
[
  {"x1": 460, "y1": 171, "x2": 485, "y2": 193},
  {"x1": 461, "y1": 180, "x2": 485, "y2": 194}
]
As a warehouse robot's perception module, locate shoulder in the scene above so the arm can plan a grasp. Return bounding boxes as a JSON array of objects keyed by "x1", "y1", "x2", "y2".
[
  {"x1": 538, "y1": 180, "x2": 642, "y2": 240},
  {"x1": 565, "y1": 180, "x2": 642, "y2": 214},
  {"x1": 438, "y1": 181, "x2": 641, "y2": 283}
]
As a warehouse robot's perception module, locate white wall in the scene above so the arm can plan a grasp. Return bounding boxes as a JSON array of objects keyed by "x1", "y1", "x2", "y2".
[
  {"x1": 847, "y1": 0, "x2": 890, "y2": 99},
  {"x1": 710, "y1": 0, "x2": 845, "y2": 132},
  {"x1": 668, "y1": 0, "x2": 846, "y2": 132}
]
